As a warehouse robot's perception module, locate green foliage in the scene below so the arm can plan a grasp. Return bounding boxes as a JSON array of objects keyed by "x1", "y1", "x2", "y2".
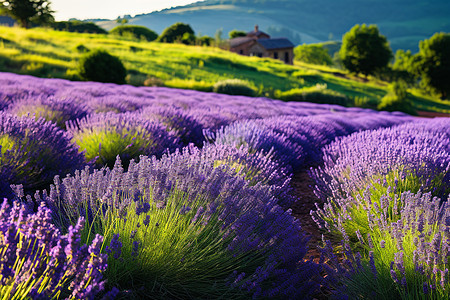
[
  {"x1": 340, "y1": 24, "x2": 393, "y2": 77},
  {"x1": 77, "y1": 49, "x2": 126, "y2": 84},
  {"x1": 197, "y1": 35, "x2": 213, "y2": 46},
  {"x1": 110, "y1": 25, "x2": 158, "y2": 42},
  {"x1": 212, "y1": 79, "x2": 256, "y2": 96},
  {"x1": 157, "y1": 22, "x2": 194, "y2": 43},
  {"x1": 378, "y1": 80, "x2": 416, "y2": 115},
  {"x1": 277, "y1": 84, "x2": 350, "y2": 106},
  {"x1": 0, "y1": 26, "x2": 449, "y2": 113},
  {"x1": 294, "y1": 44, "x2": 333, "y2": 66},
  {"x1": 50, "y1": 20, "x2": 107, "y2": 34},
  {"x1": 181, "y1": 32, "x2": 196, "y2": 45},
  {"x1": 0, "y1": 0, "x2": 54, "y2": 28},
  {"x1": 228, "y1": 29, "x2": 246, "y2": 39},
  {"x1": 414, "y1": 32, "x2": 450, "y2": 99},
  {"x1": 74, "y1": 43, "x2": 89, "y2": 53},
  {"x1": 96, "y1": 191, "x2": 257, "y2": 299}
]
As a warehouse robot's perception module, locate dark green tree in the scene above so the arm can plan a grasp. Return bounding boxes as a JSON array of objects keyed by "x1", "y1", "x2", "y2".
[
  {"x1": 294, "y1": 44, "x2": 333, "y2": 66},
  {"x1": 339, "y1": 24, "x2": 392, "y2": 77},
  {"x1": 110, "y1": 25, "x2": 158, "y2": 41},
  {"x1": 414, "y1": 32, "x2": 450, "y2": 99},
  {"x1": 0, "y1": 0, "x2": 54, "y2": 28},
  {"x1": 228, "y1": 29, "x2": 246, "y2": 39},
  {"x1": 157, "y1": 22, "x2": 194, "y2": 43}
]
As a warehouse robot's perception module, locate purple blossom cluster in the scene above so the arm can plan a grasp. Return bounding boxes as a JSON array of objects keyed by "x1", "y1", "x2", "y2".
[
  {"x1": 212, "y1": 113, "x2": 410, "y2": 171},
  {"x1": 67, "y1": 112, "x2": 182, "y2": 169},
  {"x1": 1, "y1": 71, "x2": 447, "y2": 298},
  {"x1": 0, "y1": 111, "x2": 87, "y2": 196},
  {"x1": 311, "y1": 118, "x2": 450, "y2": 203},
  {"x1": 140, "y1": 105, "x2": 205, "y2": 146},
  {"x1": 5, "y1": 94, "x2": 90, "y2": 129},
  {"x1": 36, "y1": 148, "x2": 321, "y2": 298},
  {"x1": 321, "y1": 190, "x2": 450, "y2": 298},
  {"x1": 0, "y1": 199, "x2": 107, "y2": 299}
]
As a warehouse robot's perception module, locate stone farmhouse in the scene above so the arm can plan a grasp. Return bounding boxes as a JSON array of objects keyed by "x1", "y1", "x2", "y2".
[{"x1": 228, "y1": 25, "x2": 295, "y2": 64}]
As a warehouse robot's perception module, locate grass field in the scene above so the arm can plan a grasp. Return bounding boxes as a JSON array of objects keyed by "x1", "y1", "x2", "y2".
[{"x1": 0, "y1": 25, "x2": 449, "y2": 114}]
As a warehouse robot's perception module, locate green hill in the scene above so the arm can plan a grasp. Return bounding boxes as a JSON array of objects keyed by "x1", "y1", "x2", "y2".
[
  {"x1": 96, "y1": 0, "x2": 450, "y2": 52},
  {"x1": 0, "y1": 25, "x2": 449, "y2": 114}
]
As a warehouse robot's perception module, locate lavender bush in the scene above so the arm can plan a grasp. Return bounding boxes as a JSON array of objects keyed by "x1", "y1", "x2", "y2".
[
  {"x1": 312, "y1": 119, "x2": 450, "y2": 203},
  {"x1": 0, "y1": 199, "x2": 107, "y2": 299},
  {"x1": 6, "y1": 94, "x2": 90, "y2": 129},
  {"x1": 67, "y1": 112, "x2": 181, "y2": 169},
  {"x1": 35, "y1": 153, "x2": 322, "y2": 299},
  {"x1": 321, "y1": 190, "x2": 450, "y2": 299},
  {"x1": 140, "y1": 105, "x2": 205, "y2": 147},
  {"x1": 311, "y1": 119, "x2": 450, "y2": 240},
  {"x1": 0, "y1": 112, "x2": 87, "y2": 195}
]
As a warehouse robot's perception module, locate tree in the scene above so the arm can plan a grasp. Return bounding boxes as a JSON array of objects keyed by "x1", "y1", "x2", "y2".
[
  {"x1": 339, "y1": 24, "x2": 392, "y2": 77},
  {"x1": 391, "y1": 49, "x2": 417, "y2": 84},
  {"x1": 0, "y1": 0, "x2": 54, "y2": 28},
  {"x1": 414, "y1": 32, "x2": 450, "y2": 99},
  {"x1": 294, "y1": 44, "x2": 333, "y2": 66},
  {"x1": 228, "y1": 29, "x2": 246, "y2": 39},
  {"x1": 157, "y1": 22, "x2": 194, "y2": 43}
]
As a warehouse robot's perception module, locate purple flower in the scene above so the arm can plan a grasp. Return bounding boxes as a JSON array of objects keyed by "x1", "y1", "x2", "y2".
[
  {"x1": 0, "y1": 112, "x2": 87, "y2": 195},
  {"x1": 0, "y1": 199, "x2": 106, "y2": 299}
]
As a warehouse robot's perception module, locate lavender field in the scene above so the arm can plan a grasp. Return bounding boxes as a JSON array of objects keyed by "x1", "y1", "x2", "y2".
[{"x1": 0, "y1": 71, "x2": 449, "y2": 299}]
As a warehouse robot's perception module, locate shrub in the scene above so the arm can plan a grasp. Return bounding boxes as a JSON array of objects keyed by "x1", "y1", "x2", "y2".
[
  {"x1": 40, "y1": 152, "x2": 322, "y2": 299},
  {"x1": 212, "y1": 119, "x2": 304, "y2": 171},
  {"x1": 67, "y1": 112, "x2": 181, "y2": 169},
  {"x1": 109, "y1": 25, "x2": 158, "y2": 41},
  {"x1": 322, "y1": 190, "x2": 450, "y2": 299},
  {"x1": 378, "y1": 80, "x2": 416, "y2": 115},
  {"x1": 157, "y1": 22, "x2": 194, "y2": 43},
  {"x1": 311, "y1": 119, "x2": 450, "y2": 241},
  {"x1": 50, "y1": 20, "x2": 107, "y2": 34},
  {"x1": 277, "y1": 84, "x2": 350, "y2": 106},
  {"x1": 212, "y1": 79, "x2": 256, "y2": 97},
  {"x1": 294, "y1": 43, "x2": 333, "y2": 66},
  {"x1": 6, "y1": 94, "x2": 90, "y2": 129},
  {"x1": 77, "y1": 49, "x2": 126, "y2": 84},
  {"x1": 74, "y1": 44, "x2": 89, "y2": 53},
  {"x1": 0, "y1": 199, "x2": 107, "y2": 299},
  {"x1": 0, "y1": 112, "x2": 87, "y2": 195},
  {"x1": 140, "y1": 105, "x2": 205, "y2": 147}
]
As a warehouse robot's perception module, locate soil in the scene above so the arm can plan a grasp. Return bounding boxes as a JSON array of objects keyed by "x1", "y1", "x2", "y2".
[
  {"x1": 289, "y1": 170, "x2": 335, "y2": 299},
  {"x1": 417, "y1": 111, "x2": 450, "y2": 118},
  {"x1": 289, "y1": 170, "x2": 324, "y2": 263}
]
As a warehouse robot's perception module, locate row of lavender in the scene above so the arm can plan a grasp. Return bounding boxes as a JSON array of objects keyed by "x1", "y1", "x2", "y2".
[
  {"x1": 311, "y1": 119, "x2": 450, "y2": 298},
  {"x1": 0, "y1": 71, "x2": 448, "y2": 298}
]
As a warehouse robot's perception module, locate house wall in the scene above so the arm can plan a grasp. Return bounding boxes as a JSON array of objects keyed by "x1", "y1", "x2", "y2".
[
  {"x1": 248, "y1": 43, "x2": 268, "y2": 58},
  {"x1": 267, "y1": 48, "x2": 294, "y2": 65},
  {"x1": 230, "y1": 40, "x2": 256, "y2": 56},
  {"x1": 230, "y1": 39, "x2": 294, "y2": 65}
]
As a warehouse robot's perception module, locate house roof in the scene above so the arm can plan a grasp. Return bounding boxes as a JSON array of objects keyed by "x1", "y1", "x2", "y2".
[
  {"x1": 246, "y1": 25, "x2": 270, "y2": 39},
  {"x1": 257, "y1": 38, "x2": 295, "y2": 50},
  {"x1": 229, "y1": 36, "x2": 254, "y2": 48}
]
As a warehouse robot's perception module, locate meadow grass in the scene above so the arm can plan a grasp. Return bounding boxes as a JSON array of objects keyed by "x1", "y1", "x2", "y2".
[{"x1": 0, "y1": 26, "x2": 449, "y2": 113}]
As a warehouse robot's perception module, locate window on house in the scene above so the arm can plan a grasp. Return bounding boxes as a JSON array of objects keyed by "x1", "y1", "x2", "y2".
[
  {"x1": 274, "y1": 52, "x2": 278, "y2": 59},
  {"x1": 257, "y1": 53, "x2": 262, "y2": 58},
  {"x1": 239, "y1": 50, "x2": 244, "y2": 54},
  {"x1": 285, "y1": 52, "x2": 289, "y2": 63}
]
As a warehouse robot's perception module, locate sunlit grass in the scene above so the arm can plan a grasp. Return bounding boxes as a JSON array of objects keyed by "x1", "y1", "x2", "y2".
[{"x1": 0, "y1": 25, "x2": 448, "y2": 113}]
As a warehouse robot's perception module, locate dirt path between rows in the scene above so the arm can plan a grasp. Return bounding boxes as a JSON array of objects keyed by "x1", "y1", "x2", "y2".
[{"x1": 289, "y1": 170, "x2": 324, "y2": 263}]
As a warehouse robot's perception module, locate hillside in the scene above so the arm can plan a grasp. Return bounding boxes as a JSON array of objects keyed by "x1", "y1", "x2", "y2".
[
  {"x1": 96, "y1": 0, "x2": 450, "y2": 52},
  {"x1": 0, "y1": 25, "x2": 449, "y2": 114}
]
